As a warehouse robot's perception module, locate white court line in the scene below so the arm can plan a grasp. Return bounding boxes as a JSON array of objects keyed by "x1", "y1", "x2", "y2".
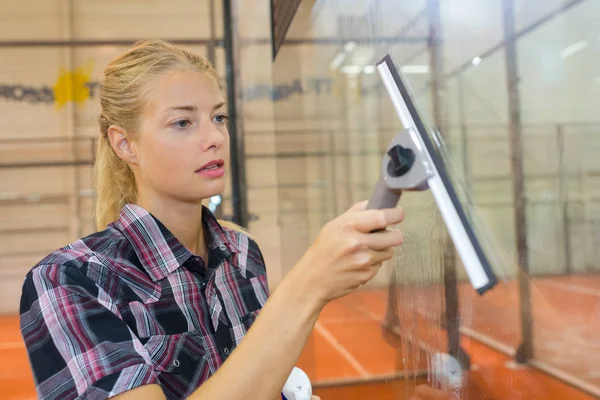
[
  {"x1": 459, "y1": 326, "x2": 516, "y2": 356},
  {"x1": 537, "y1": 279, "x2": 600, "y2": 298},
  {"x1": 0, "y1": 341, "x2": 25, "y2": 350},
  {"x1": 346, "y1": 298, "x2": 434, "y2": 352},
  {"x1": 313, "y1": 321, "x2": 370, "y2": 378},
  {"x1": 345, "y1": 298, "x2": 381, "y2": 322}
]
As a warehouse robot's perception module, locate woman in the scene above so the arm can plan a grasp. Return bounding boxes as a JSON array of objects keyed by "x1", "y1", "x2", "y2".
[{"x1": 19, "y1": 39, "x2": 454, "y2": 400}]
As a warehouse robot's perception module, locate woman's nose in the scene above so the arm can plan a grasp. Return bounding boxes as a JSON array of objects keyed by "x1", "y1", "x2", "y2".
[{"x1": 202, "y1": 123, "x2": 226, "y2": 151}]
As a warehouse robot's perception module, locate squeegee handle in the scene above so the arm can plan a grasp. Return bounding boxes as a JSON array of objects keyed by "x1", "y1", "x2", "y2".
[{"x1": 367, "y1": 178, "x2": 402, "y2": 210}]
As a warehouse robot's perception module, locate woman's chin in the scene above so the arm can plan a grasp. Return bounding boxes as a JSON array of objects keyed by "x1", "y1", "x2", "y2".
[
  {"x1": 163, "y1": 179, "x2": 226, "y2": 204},
  {"x1": 193, "y1": 184, "x2": 226, "y2": 201}
]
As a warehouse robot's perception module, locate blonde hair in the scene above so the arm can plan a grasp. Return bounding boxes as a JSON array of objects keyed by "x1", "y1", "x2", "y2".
[{"x1": 93, "y1": 38, "x2": 249, "y2": 237}]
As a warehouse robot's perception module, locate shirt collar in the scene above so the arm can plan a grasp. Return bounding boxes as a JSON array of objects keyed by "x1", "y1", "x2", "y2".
[
  {"x1": 201, "y1": 206, "x2": 241, "y2": 256},
  {"x1": 113, "y1": 204, "x2": 239, "y2": 282}
]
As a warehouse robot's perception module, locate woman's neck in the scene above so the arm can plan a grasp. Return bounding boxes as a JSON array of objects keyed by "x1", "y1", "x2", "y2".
[{"x1": 136, "y1": 194, "x2": 207, "y2": 259}]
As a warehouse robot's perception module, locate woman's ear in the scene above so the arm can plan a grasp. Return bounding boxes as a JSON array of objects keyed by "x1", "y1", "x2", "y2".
[{"x1": 107, "y1": 125, "x2": 139, "y2": 165}]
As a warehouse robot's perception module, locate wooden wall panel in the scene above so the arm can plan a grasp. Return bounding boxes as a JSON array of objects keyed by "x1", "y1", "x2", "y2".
[
  {"x1": 0, "y1": 168, "x2": 76, "y2": 196},
  {"x1": 0, "y1": 0, "x2": 62, "y2": 40},
  {"x1": 0, "y1": 277, "x2": 26, "y2": 314},
  {"x1": 0, "y1": 47, "x2": 67, "y2": 141},
  {"x1": 0, "y1": 231, "x2": 71, "y2": 255},
  {"x1": 72, "y1": 0, "x2": 213, "y2": 39},
  {"x1": 0, "y1": 202, "x2": 70, "y2": 232}
]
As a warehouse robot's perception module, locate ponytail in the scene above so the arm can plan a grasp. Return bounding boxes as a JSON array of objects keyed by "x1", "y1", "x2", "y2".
[{"x1": 93, "y1": 123, "x2": 138, "y2": 230}]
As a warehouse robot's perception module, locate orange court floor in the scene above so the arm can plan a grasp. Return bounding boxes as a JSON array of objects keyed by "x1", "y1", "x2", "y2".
[{"x1": 0, "y1": 274, "x2": 599, "y2": 399}]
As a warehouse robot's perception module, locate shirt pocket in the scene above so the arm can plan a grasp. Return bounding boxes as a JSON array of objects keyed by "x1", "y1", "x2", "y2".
[
  {"x1": 144, "y1": 330, "x2": 208, "y2": 377},
  {"x1": 229, "y1": 309, "x2": 262, "y2": 347},
  {"x1": 239, "y1": 309, "x2": 261, "y2": 332}
]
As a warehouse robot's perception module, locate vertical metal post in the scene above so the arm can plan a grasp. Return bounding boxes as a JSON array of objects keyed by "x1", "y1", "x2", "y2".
[
  {"x1": 428, "y1": 0, "x2": 470, "y2": 369},
  {"x1": 557, "y1": 124, "x2": 572, "y2": 274},
  {"x1": 582, "y1": 172, "x2": 592, "y2": 271},
  {"x1": 328, "y1": 129, "x2": 339, "y2": 218},
  {"x1": 360, "y1": 76, "x2": 369, "y2": 209},
  {"x1": 457, "y1": 73, "x2": 471, "y2": 195},
  {"x1": 502, "y1": 0, "x2": 533, "y2": 363},
  {"x1": 428, "y1": 1, "x2": 446, "y2": 130},
  {"x1": 59, "y1": 0, "x2": 82, "y2": 238},
  {"x1": 342, "y1": 79, "x2": 353, "y2": 209},
  {"x1": 207, "y1": 0, "x2": 221, "y2": 220},
  {"x1": 207, "y1": 0, "x2": 217, "y2": 66},
  {"x1": 222, "y1": 0, "x2": 249, "y2": 227}
]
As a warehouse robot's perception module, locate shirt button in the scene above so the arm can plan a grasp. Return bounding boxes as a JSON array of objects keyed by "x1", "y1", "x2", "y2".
[
  {"x1": 223, "y1": 347, "x2": 230, "y2": 355},
  {"x1": 173, "y1": 359, "x2": 180, "y2": 367},
  {"x1": 219, "y1": 244, "x2": 227, "y2": 251}
]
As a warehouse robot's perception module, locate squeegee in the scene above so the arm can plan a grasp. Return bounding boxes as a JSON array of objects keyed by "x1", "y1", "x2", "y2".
[{"x1": 367, "y1": 54, "x2": 497, "y2": 295}]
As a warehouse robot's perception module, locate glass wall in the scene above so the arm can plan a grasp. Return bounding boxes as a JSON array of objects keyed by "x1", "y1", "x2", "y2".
[
  {"x1": 263, "y1": 0, "x2": 600, "y2": 398},
  {"x1": 268, "y1": 0, "x2": 446, "y2": 396},
  {"x1": 517, "y1": 0, "x2": 600, "y2": 393}
]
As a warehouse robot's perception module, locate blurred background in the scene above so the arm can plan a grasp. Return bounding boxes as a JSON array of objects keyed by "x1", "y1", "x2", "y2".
[{"x1": 1, "y1": 0, "x2": 599, "y2": 399}]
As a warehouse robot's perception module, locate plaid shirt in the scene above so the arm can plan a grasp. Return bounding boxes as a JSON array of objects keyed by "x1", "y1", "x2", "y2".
[{"x1": 19, "y1": 204, "x2": 270, "y2": 400}]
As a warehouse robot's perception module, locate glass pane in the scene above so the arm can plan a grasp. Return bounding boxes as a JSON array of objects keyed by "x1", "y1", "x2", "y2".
[
  {"x1": 266, "y1": 0, "x2": 600, "y2": 399},
  {"x1": 514, "y1": 0, "x2": 577, "y2": 32},
  {"x1": 517, "y1": 0, "x2": 600, "y2": 394},
  {"x1": 442, "y1": 0, "x2": 504, "y2": 73},
  {"x1": 272, "y1": 0, "x2": 438, "y2": 397}
]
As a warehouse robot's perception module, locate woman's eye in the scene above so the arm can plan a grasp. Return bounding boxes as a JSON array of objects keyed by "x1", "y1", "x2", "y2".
[
  {"x1": 173, "y1": 119, "x2": 191, "y2": 129},
  {"x1": 213, "y1": 114, "x2": 229, "y2": 124}
]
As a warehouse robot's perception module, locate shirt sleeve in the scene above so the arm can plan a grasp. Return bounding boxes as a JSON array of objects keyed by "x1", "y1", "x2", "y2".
[{"x1": 19, "y1": 263, "x2": 159, "y2": 400}]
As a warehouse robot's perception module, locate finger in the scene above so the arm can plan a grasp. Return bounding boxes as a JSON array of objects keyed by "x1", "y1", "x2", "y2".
[
  {"x1": 370, "y1": 248, "x2": 395, "y2": 266},
  {"x1": 310, "y1": 396, "x2": 321, "y2": 400},
  {"x1": 361, "y1": 229, "x2": 405, "y2": 251},
  {"x1": 346, "y1": 207, "x2": 405, "y2": 233},
  {"x1": 350, "y1": 255, "x2": 390, "y2": 286},
  {"x1": 347, "y1": 200, "x2": 368, "y2": 212},
  {"x1": 353, "y1": 249, "x2": 394, "y2": 271}
]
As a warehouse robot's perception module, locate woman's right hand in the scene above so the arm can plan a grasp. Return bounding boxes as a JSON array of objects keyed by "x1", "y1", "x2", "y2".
[{"x1": 292, "y1": 200, "x2": 405, "y2": 307}]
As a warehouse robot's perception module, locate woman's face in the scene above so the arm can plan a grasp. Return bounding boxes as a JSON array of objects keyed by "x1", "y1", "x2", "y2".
[{"x1": 128, "y1": 69, "x2": 230, "y2": 205}]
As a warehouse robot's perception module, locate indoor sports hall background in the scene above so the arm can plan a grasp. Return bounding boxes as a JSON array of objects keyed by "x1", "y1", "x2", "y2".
[{"x1": 1, "y1": 0, "x2": 599, "y2": 399}]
